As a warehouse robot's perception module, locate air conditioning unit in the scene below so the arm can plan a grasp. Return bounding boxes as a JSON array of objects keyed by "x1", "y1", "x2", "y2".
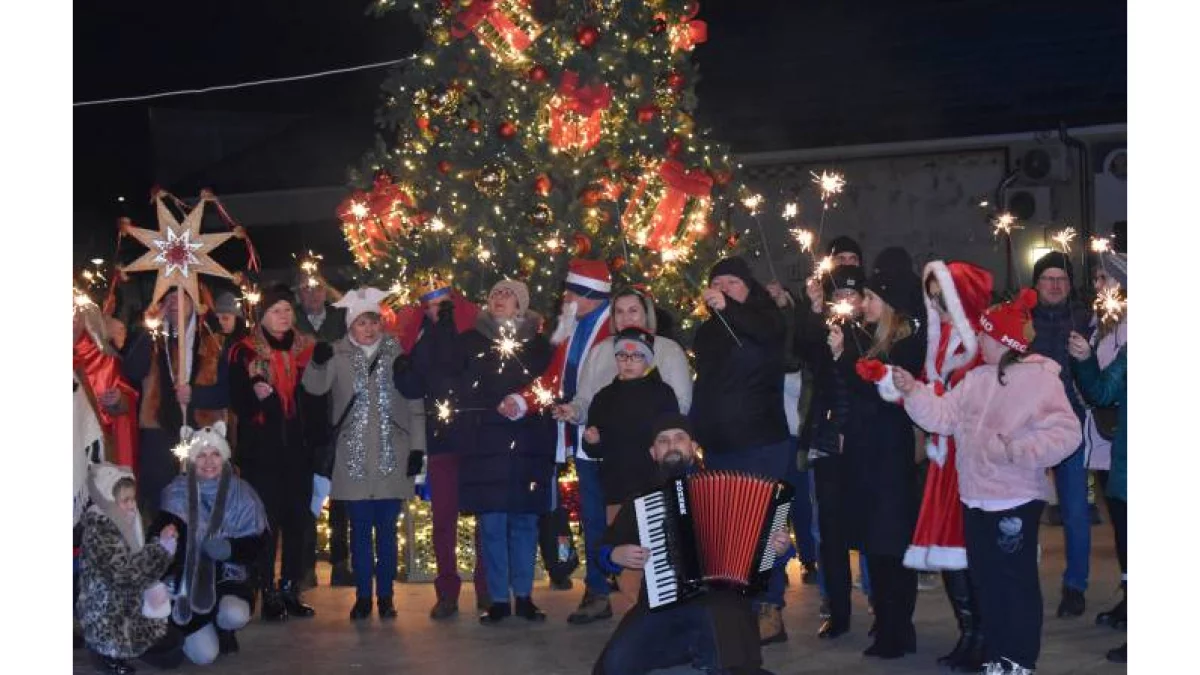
[
  {"x1": 1093, "y1": 146, "x2": 1127, "y2": 239},
  {"x1": 1013, "y1": 143, "x2": 1072, "y2": 183},
  {"x1": 1002, "y1": 186, "x2": 1053, "y2": 226}
]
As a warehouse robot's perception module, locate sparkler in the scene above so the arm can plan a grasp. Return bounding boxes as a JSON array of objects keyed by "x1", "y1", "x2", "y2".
[
  {"x1": 436, "y1": 399, "x2": 453, "y2": 423},
  {"x1": 812, "y1": 255, "x2": 835, "y2": 280},
  {"x1": 530, "y1": 382, "x2": 556, "y2": 408},
  {"x1": 782, "y1": 202, "x2": 799, "y2": 220},
  {"x1": 144, "y1": 315, "x2": 164, "y2": 340},
  {"x1": 790, "y1": 228, "x2": 815, "y2": 253},
  {"x1": 812, "y1": 170, "x2": 846, "y2": 206},
  {"x1": 1090, "y1": 237, "x2": 1113, "y2": 254},
  {"x1": 73, "y1": 286, "x2": 96, "y2": 312},
  {"x1": 1051, "y1": 227, "x2": 1077, "y2": 253},
  {"x1": 991, "y1": 212, "x2": 1022, "y2": 237},
  {"x1": 741, "y1": 193, "x2": 764, "y2": 216},
  {"x1": 171, "y1": 440, "x2": 192, "y2": 463},
  {"x1": 680, "y1": 270, "x2": 743, "y2": 348},
  {"x1": 1094, "y1": 287, "x2": 1126, "y2": 326},
  {"x1": 826, "y1": 298, "x2": 856, "y2": 326}
]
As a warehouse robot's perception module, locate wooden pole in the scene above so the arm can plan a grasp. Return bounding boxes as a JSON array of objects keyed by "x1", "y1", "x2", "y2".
[{"x1": 176, "y1": 288, "x2": 188, "y2": 420}]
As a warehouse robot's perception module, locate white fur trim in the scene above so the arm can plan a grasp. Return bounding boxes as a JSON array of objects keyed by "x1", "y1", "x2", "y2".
[
  {"x1": 926, "y1": 437, "x2": 948, "y2": 467},
  {"x1": 550, "y1": 302, "x2": 578, "y2": 345},
  {"x1": 923, "y1": 261, "x2": 979, "y2": 382},
  {"x1": 565, "y1": 271, "x2": 612, "y2": 294},
  {"x1": 904, "y1": 545, "x2": 969, "y2": 571},
  {"x1": 876, "y1": 366, "x2": 903, "y2": 402}
]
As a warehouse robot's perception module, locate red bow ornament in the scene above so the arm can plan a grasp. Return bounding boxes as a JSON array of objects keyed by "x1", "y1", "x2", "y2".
[
  {"x1": 621, "y1": 159, "x2": 714, "y2": 255},
  {"x1": 451, "y1": 0, "x2": 543, "y2": 65}
]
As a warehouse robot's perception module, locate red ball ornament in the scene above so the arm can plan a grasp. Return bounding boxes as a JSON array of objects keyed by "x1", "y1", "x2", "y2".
[
  {"x1": 650, "y1": 17, "x2": 667, "y2": 35},
  {"x1": 579, "y1": 189, "x2": 600, "y2": 207},
  {"x1": 667, "y1": 71, "x2": 686, "y2": 90},
  {"x1": 498, "y1": 121, "x2": 517, "y2": 140},
  {"x1": 528, "y1": 64, "x2": 549, "y2": 83},
  {"x1": 416, "y1": 116, "x2": 430, "y2": 131},
  {"x1": 605, "y1": 157, "x2": 622, "y2": 171},
  {"x1": 468, "y1": 119, "x2": 481, "y2": 134},
  {"x1": 576, "y1": 25, "x2": 600, "y2": 49},
  {"x1": 437, "y1": 160, "x2": 452, "y2": 174},
  {"x1": 636, "y1": 105, "x2": 660, "y2": 125},
  {"x1": 573, "y1": 233, "x2": 593, "y2": 257},
  {"x1": 665, "y1": 135, "x2": 683, "y2": 157},
  {"x1": 534, "y1": 174, "x2": 552, "y2": 197},
  {"x1": 609, "y1": 255, "x2": 626, "y2": 273}
]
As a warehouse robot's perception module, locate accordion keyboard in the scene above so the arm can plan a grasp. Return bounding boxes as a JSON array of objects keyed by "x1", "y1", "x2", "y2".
[{"x1": 634, "y1": 491, "x2": 678, "y2": 608}]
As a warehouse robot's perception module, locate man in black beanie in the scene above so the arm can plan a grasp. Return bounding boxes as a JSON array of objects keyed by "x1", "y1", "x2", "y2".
[
  {"x1": 827, "y1": 236, "x2": 863, "y2": 268},
  {"x1": 591, "y1": 413, "x2": 788, "y2": 675},
  {"x1": 1029, "y1": 251, "x2": 1093, "y2": 619}
]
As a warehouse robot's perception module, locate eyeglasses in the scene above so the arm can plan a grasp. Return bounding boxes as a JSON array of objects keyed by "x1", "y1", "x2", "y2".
[
  {"x1": 1039, "y1": 275, "x2": 1071, "y2": 285},
  {"x1": 615, "y1": 352, "x2": 647, "y2": 363}
]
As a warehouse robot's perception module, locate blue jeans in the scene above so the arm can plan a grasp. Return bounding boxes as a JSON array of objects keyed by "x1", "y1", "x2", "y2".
[
  {"x1": 576, "y1": 458, "x2": 611, "y2": 596},
  {"x1": 346, "y1": 499, "x2": 404, "y2": 600},
  {"x1": 478, "y1": 512, "x2": 539, "y2": 603},
  {"x1": 1053, "y1": 444, "x2": 1091, "y2": 591},
  {"x1": 704, "y1": 438, "x2": 794, "y2": 609},
  {"x1": 594, "y1": 603, "x2": 722, "y2": 675}
]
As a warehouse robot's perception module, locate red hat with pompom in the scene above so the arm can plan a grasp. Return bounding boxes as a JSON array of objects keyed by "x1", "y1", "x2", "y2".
[{"x1": 979, "y1": 288, "x2": 1038, "y2": 354}]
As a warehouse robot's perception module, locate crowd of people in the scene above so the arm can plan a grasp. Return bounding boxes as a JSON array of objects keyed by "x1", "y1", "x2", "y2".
[{"x1": 72, "y1": 235, "x2": 1128, "y2": 675}]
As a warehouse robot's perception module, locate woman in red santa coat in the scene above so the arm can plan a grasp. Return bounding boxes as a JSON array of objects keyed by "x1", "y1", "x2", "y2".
[{"x1": 905, "y1": 260, "x2": 993, "y2": 672}]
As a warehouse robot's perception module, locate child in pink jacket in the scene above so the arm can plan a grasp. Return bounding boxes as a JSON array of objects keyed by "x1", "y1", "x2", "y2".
[{"x1": 890, "y1": 289, "x2": 1082, "y2": 675}]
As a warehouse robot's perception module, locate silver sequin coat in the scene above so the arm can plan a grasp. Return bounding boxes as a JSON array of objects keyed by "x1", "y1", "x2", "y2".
[{"x1": 301, "y1": 336, "x2": 426, "y2": 501}]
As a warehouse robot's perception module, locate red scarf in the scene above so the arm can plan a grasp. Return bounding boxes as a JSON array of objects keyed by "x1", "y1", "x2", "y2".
[{"x1": 239, "y1": 328, "x2": 314, "y2": 418}]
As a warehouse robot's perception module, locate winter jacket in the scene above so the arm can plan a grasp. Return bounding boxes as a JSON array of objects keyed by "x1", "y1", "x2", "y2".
[
  {"x1": 584, "y1": 369, "x2": 681, "y2": 503},
  {"x1": 1030, "y1": 300, "x2": 1092, "y2": 419},
  {"x1": 904, "y1": 354, "x2": 1083, "y2": 504},
  {"x1": 572, "y1": 335, "x2": 692, "y2": 424},
  {"x1": 76, "y1": 509, "x2": 173, "y2": 659},
  {"x1": 405, "y1": 311, "x2": 476, "y2": 456},
  {"x1": 301, "y1": 336, "x2": 425, "y2": 501},
  {"x1": 805, "y1": 323, "x2": 869, "y2": 458},
  {"x1": 1082, "y1": 317, "x2": 1127, "y2": 470},
  {"x1": 690, "y1": 287, "x2": 789, "y2": 455},
  {"x1": 837, "y1": 324, "x2": 925, "y2": 556},
  {"x1": 1073, "y1": 347, "x2": 1127, "y2": 501},
  {"x1": 439, "y1": 312, "x2": 555, "y2": 514}
]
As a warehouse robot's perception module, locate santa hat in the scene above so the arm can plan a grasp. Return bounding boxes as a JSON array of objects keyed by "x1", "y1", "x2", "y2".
[
  {"x1": 979, "y1": 288, "x2": 1039, "y2": 354},
  {"x1": 180, "y1": 421, "x2": 232, "y2": 462},
  {"x1": 565, "y1": 258, "x2": 611, "y2": 299},
  {"x1": 335, "y1": 287, "x2": 390, "y2": 327},
  {"x1": 922, "y1": 261, "x2": 993, "y2": 383}
]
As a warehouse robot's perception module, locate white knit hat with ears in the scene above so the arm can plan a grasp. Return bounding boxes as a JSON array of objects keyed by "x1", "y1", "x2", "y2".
[
  {"x1": 334, "y1": 287, "x2": 391, "y2": 328},
  {"x1": 90, "y1": 463, "x2": 136, "y2": 504},
  {"x1": 181, "y1": 421, "x2": 232, "y2": 462}
]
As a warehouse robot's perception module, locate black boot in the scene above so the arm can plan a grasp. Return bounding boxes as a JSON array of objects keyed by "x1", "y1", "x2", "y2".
[
  {"x1": 1057, "y1": 584, "x2": 1086, "y2": 617},
  {"x1": 260, "y1": 585, "x2": 288, "y2": 622},
  {"x1": 514, "y1": 596, "x2": 547, "y2": 622},
  {"x1": 1096, "y1": 597, "x2": 1126, "y2": 629},
  {"x1": 217, "y1": 629, "x2": 239, "y2": 655},
  {"x1": 479, "y1": 601, "x2": 512, "y2": 625},
  {"x1": 937, "y1": 570, "x2": 973, "y2": 667},
  {"x1": 279, "y1": 580, "x2": 316, "y2": 618},
  {"x1": 378, "y1": 596, "x2": 397, "y2": 620},
  {"x1": 801, "y1": 561, "x2": 819, "y2": 585},
  {"x1": 817, "y1": 615, "x2": 850, "y2": 639},
  {"x1": 349, "y1": 596, "x2": 372, "y2": 620},
  {"x1": 330, "y1": 561, "x2": 356, "y2": 587}
]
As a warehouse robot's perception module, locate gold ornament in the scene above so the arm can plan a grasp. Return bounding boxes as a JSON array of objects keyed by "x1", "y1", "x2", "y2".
[
  {"x1": 519, "y1": 256, "x2": 538, "y2": 276},
  {"x1": 676, "y1": 112, "x2": 695, "y2": 134},
  {"x1": 528, "y1": 202, "x2": 554, "y2": 227},
  {"x1": 431, "y1": 27, "x2": 451, "y2": 45},
  {"x1": 633, "y1": 38, "x2": 653, "y2": 55},
  {"x1": 452, "y1": 234, "x2": 473, "y2": 258},
  {"x1": 474, "y1": 164, "x2": 508, "y2": 197}
]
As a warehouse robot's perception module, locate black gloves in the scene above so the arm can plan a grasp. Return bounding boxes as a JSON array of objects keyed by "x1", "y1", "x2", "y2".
[
  {"x1": 312, "y1": 341, "x2": 334, "y2": 366},
  {"x1": 393, "y1": 353, "x2": 411, "y2": 378},
  {"x1": 406, "y1": 450, "x2": 426, "y2": 477},
  {"x1": 202, "y1": 537, "x2": 231, "y2": 561}
]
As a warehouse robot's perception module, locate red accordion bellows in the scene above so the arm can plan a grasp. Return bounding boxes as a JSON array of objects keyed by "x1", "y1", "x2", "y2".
[{"x1": 689, "y1": 472, "x2": 776, "y2": 585}]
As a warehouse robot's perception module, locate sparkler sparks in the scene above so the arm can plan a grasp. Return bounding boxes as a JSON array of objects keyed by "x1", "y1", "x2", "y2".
[
  {"x1": 1052, "y1": 227, "x2": 1077, "y2": 253},
  {"x1": 790, "y1": 228, "x2": 815, "y2": 253},
  {"x1": 827, "y1": 298, "x2": 856, "y2": 325},
  {"x1": 144, "y1": 315, "x2": 164, "y2": 338},
  {"x1": 991, "y1": 212, "x2": 1021, "y2": 237},
  {"x1": 73, "y1": 287, "x2": 95, "y2": 312},
  {"x1": 782, "y1": 202, "x2": 799, "y2": 220},
  {"x1": 1090, "y1": 237, "x2": 1113, "y2": 254},
  {"x1": 530, "y1": 382, "x2": 555, "y2": 408},
  {"x1": 171, "y1": 440, "x2": 191, "y2": 462},
  {"x1": 741, "y1": 193, "x2": 764, "y2": 216},
  {"x1": 1094, "y1": 287, "x2": 1126, "y2": 326},
  {"x1": 436, "y1": 399, "x2": 453, "y2": 423},
  {"x1": 812, "y1": 255, "x2": 835, "y2": 279},
  {"x1": 811, "y1": 171, "x2": 846, "y2": 204}
]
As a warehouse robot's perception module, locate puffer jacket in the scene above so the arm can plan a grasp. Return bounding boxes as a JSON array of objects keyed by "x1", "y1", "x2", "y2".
[
  {"x1": 903, "y1": 354, "x2": 1083, "y2": 504},
  {"x1": 1073, "y1": 347, "x2": 1127, "y2": 501}
]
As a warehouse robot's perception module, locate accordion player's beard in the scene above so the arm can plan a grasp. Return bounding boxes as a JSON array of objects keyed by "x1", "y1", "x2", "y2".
[{"x1": 657, "y1": 450, "x2": 693, "y2": 481}]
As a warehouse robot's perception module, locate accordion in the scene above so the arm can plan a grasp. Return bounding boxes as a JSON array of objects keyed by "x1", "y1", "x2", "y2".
[{"x1": 633, "y1": 470, "x2": 794, "y2": 609}]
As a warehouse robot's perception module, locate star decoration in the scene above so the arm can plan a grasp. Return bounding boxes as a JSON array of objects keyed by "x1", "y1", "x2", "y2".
[{"x1": 122, "y1": 192, "x2": 237, "y2": 306}]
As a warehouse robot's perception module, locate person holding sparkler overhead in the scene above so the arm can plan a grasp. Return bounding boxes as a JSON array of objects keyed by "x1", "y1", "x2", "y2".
[
  {"x1": 435, "y1": 279, "x2": 553, "y2": 625},
  {"x1": 691, "y1": 255, "x2": 793, "y2": 645}
]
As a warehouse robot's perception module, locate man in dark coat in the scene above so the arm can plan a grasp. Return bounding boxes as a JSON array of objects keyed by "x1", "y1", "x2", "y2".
[
  {"x1": 690, "y1": 256, "x2": 792, "y2": 644},
  {"x1": 292, "y1": 280, "x2": 350, "y2": 589},
  {"x1": 592, "y1": 413, "x2": 788, "y2": 675},
  {"x1": 1029, "y1": 251, "x2": 1094, "y2": 618}
]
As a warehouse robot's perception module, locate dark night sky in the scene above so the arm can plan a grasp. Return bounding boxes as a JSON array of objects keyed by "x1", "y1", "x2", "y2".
[{"x1": 73, "y1": 0, "x2": 1125, "y2": 254}]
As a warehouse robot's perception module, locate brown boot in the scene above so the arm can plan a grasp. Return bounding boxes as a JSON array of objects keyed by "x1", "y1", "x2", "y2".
[
  {"x1": 757, "y1": 604, "x2": 788, "y2": 645},
  {"x1": 566, "y1": 590, "x2": 612, "y2": 625}
]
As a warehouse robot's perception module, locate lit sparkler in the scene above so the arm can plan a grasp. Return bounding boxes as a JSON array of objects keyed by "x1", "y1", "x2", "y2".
[
  {"x1": 790, "y1": 228, "x2": 815, "y2": 253},
  {"x1": 741, "y1": 193, "x2": 764, "y2": 216},
  {"x1": 812, "y1": 255, "x2": 835, "y2": 279},
  {"x1": 144, "y1": 315, "x2": 164, "y2": 339},
  {"x1": 428, "y1": 216, "x2": 448, "y2": 233},
  {"x1": 1090, "y1": 236, "x2": 1113, "y2": 254},
  {"x1": 73, "y1": 286, "x2": 95, "y2": 312},
  {"x1": 811, "y1": 170, "x2": 846, "y2": 204},
  {"x1": 436, "y1": 399, "x2": 453, "y2": 423},
  {"x1": 531, "y1": 382, "x2": 555, "y2": 408},
  {"x1": 826, "y1": 298, "x2": 856, "y2": 326},
  {"x1": 1094, "y1": 287, "x2": 1126, "y2": 326},
  {"x1": 991, "y1": 212, "x2": 1021, "y2": 237},
  {"x1": 1052, "y1": 227, "x2": 1077, "y2": 253},
  {"x1": 782, "y1": 202, "x2": 799, "y2": 220},
  {"x1": 171, "y1": 440, "x2": 192, "y2": 463}
]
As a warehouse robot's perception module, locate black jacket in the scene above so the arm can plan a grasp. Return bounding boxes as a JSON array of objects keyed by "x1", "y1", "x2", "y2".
[
  {"x1": 584, "y1": 369, "x2": 680, "y2": 504},
  {"x1": 690, "y1": 288, "x2": 789, "y2": 455},
  {"x1": 837, "y1": 323, "x2": 926, "y2": 557},
  {"x1": 1031, "y1": 300, "x2": 1092, "y2": 420},
  {"x1": 435, "y1": 313, "x2": 554, "y2": 514},
  {"x1": 404, "y1": 313, "x2": 462, "y2": 456}
]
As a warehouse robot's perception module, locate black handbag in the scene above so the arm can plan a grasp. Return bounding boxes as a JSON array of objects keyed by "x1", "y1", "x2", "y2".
[
  {"x1": 315, "y1": 353, "x2": 383, "y2": 478},
  {"x1": 1092, "y1": 405, "x2": 1119, "y2": 441}
]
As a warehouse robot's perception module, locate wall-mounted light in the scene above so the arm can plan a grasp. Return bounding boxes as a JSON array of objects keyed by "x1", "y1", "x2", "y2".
[{"x1": 1028, "y1": 246, "x2": 1053, "y2": 266}]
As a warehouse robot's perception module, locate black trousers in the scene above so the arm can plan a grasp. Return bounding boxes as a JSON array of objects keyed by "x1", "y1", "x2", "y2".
[
  {"x1": 813, "y1": 455, "x2": 852, "y2": 622},
  {"x1": 864, "y1": 554, "x2": 916, "y2": 648},
  {"x1": 252, "y1": 475, "x2": 312, "y2": 587},
  {"x1": 329, "y1": 499, "x2": 350, "y2": 567},
  {"x1": 963, "y1": 500, "x2": 1045, "y2": 670},
  {"x1": 1095, "y1": 471, "x2": 1127, "y2": 576}
]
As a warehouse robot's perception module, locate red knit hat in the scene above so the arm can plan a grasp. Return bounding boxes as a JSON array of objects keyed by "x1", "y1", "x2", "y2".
[
  {"x1": 565, "y1": 258, "x2": 612, "y2": 298},
  {"x1": 979, "y1": 288, "x2": 1038, "y2": 354}
]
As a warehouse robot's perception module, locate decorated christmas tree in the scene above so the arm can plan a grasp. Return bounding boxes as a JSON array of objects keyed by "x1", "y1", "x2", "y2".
[{"x1": 341, "y1": 0, "x2": 745, "y2": 333}]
